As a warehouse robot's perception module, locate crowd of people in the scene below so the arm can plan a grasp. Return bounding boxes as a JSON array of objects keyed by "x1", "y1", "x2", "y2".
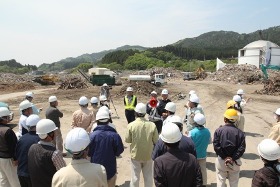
[{"x1": 0, "y1": 85, "x2": 280, "y2": 187}]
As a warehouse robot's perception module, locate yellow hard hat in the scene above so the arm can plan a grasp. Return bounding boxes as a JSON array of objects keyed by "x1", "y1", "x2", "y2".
[
  {"x1": 224, "y1": 109, "x2": 239, "y2": 121},
  {"x1": 226, "y1": 100, "x2": 236, "y2": 109}
]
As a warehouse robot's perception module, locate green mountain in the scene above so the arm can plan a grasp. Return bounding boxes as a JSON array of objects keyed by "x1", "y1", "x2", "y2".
[{"x1": 38, "y1": 45, "x2": 147, "y2": 71}]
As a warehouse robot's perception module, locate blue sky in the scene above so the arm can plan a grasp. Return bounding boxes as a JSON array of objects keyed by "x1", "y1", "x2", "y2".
[{"x1": 1, "y1": 0, "x2": 279, "y2": 66}]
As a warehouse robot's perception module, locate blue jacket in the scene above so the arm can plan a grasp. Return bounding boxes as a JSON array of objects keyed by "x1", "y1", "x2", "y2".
[
  {"x1": 88, "y1": 125, "x2": 124, "y2": 180},
  {"x1": 189, "y1": 126, "x2": 211, "y2": 159},
  {"x1": 152, "y1": 135, "x2": 197, "y2": 160},
  {"x1": 15, "y1": 131, "x2": 40, "y2": 177}
]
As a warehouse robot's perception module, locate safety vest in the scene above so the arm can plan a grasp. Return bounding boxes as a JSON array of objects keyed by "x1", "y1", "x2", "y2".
[{"x1": 125, "y1": 95, "x2": 136, "y2": 110}]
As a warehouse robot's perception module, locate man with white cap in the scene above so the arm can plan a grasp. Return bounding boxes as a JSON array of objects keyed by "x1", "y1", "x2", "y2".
[
  {"x1": 15, "y1": 114, "x2": 40, "y2": 187},
  {"x1": 188, "y1": 113, "x2": 211, "y2": 187},
  {"x1": 153, "y1": 122, "x2": 202, "y2": 187},
  {"x1": 162, "y1": 102, "x2": 176, "y2": 126},
  {"x1": 125, "y1": 103, "x2": 158, "y2": 187},
  {"x1": 28, "y1": 119, "x2": 66, "y2": 187},
  {"x1": 232, "y1": 95, "x2": 245, "y2": 131},
  {"x1": 185, "y1": 94, "x2": 204, "y2": 133},
  {"x1": 90, "y1": 96, "x2": 99, "y2": 117},
  {"x1": 252, "y1": 139, "x2": 280, "y2": 186},
  {"x1": 152, "y1": 115, "x2": 196, "y2": 160},
  {"x1": 146, "y1": 91, "x2": 163, "y2": 133},
  {"x1": 52, "y1": 128, "x2": 108, "y2": 187},
  {"x1": 72, "y1": 96, "x2": 95, "y2": 133},
  {"x1": 157, "y1": 89, "x2": 171, "y2": 121},
  {"x1": 0, "y1": 107, "x2": 21, "y2": 187},
  {"x1": 18, "y1": 100, "x2": 33, "y2": 138},
  {"x1": 88, "y1": 109, "x2": 124, "y2": 187},
  {"x1": 124, "y1": 87, "x2": 137, "y2": 123},
  {"x1": 45, "y1": 96, "x2": 65, "y2": 156},
  {"x1": 236, "y1": 89, "x2": 250, "y2": 108},
  {"x1": 268, "y1": 108, "x2": 280, "y2": 145},
  {"x1": 25, "y1": 92, "x2": 42, "y2": 115},
  {"x1": 100, "y1": 83, "x2": 110, "y2": 101}
]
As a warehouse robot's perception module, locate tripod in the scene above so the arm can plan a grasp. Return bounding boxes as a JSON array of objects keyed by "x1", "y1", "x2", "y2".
[{"x1": 110, "y1": 98, "x2": 120, "y2": 119}]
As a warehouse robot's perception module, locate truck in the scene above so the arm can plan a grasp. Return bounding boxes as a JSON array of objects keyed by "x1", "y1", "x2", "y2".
[
  {"x1": 78, "y1": 69, "x2": 116, "y2": 86},
  {"x1": 128, "y1": 74, "x2": 166, "y2": 87}
]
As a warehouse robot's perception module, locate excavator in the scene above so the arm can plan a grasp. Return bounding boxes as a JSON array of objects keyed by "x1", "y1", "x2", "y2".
[{"x1": 32, "y1": 74, "x2": 59, "y2": 85}]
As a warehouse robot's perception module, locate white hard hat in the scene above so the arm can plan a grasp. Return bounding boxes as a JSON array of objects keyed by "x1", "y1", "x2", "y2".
[
  {"x1": 135, "y1": 103, "x2": 146, "y2": 114},
  {"x1": 99, "y1": 95, "x2": 107, "y2": 101},
  {"x1": 126, "y1": 87, "x2": 133, "y2": 92},
  {"x1": 194, "y1": 113, "x2": 206, "y2": 125},
  {"x1": 164, "y1": 102, "x2": 176, "y2": 113},
  {"x1": 99, "y1": 106, "x2": 110, "y2": 113},
  {"x1": 90, "y1": 97, "x2": 99, "y2": 104},
  {"x1": 26, "y1": 114, "x2": 41, "y2": 127},
  {"x1": 160, "y1": 122, "x2": 182, "y2": 143},
  {"x1": 189, "y1": 90, "x2": 196, "y2": 95},
  {"x1": 169, "y1": 115, "x2": 183, "y2": 124},
  {"x1": 0, "y1": 107, "x2": 12, "y2": 118},
  {"x1": 161, "y1": 89, "x2": 168, "y2": 95},
  {"x1": 275, "y1": 108, "x2": 280, "y2": 116},
  {"x1": 96, "y1": 109, "x2": 110, "y2": 121},
  {"x1": 19, "y1": 100, "x2": 32, "y2": 111},
  {"x1": 79, "y1": 96, "x2": 89, "y2": 105},
  {"x1": 189, "y1": 94, "x2": 200, "y2": 103},
  {"x1": 151, "y1": 91, "x2": 157, "y2": 95},
  {"x1": 237, "y1": 89, "x2": 245, "y2": 95},
  {"x1": 48, "y1": 96, "x2": 57, "y2": 103},
  {"x1": 36, "y1": 119, "x2": 57, "y2": 139},
  {"x1": 233, "y1": 95, "x2": 242, "y2": 102},
  {"x1": 65, "y1": 127, "x2": 90, "y2": 154},
  {"x1": 257, "y1": 139, "x2": 280, "y2": 161},
  {"x1": 102, "y1": 83, "x2": 108, "y2": 87},
  {"x1": 26, "y1": 92, "x2": 34, "y2": 97}
]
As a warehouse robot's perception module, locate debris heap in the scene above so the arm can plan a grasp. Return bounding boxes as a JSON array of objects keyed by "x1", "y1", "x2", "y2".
[
  {"x1": 117, "y1": 81, "x2": 161, "y2": 97},
  {"x1": 0, "y1": 73, "x2": 36, "y2": 92},
  {"x1": 207, "y1": 64, "x2": 263, "y2": 84},
  {"x1": 255, "y1": 75, "x2": 280, "y2": 96},
  {"x1": 58, "y1": 77, "x2": 88, "y2": 90}
]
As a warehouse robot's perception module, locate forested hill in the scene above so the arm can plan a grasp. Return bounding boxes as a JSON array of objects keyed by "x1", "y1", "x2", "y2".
[{"x1": 174, "y1": 26, "x2": 280, "y2": 49}]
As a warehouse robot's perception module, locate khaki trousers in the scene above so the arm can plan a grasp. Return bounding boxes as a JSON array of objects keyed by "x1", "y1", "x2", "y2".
[
  {"x1": 0, "y1": 158, "x2": 20, "y2": 187},
  {"x1": 215, "y1": 157, "x2": 241, "y2": 187},
  {"x1": 130, "y1": 159, "x2": 153, "y2": 187},
  {"x1": 53, "y1": 128, "x2": 63, "y2": 153},
  {"x1": 237, "y1": 115, "x2": 245, "y2": 132},
  {"x1": 198, "y1": 158, "x2": 207, "y2": 185},
  {"x1": 108, "y1": 174, "x2": 117, "y2": 187}
]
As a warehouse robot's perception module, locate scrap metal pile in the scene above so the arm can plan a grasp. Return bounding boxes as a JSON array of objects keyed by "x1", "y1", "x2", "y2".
[{"x1": 207, "y1": 64, "x2": 263, "y2": 84}]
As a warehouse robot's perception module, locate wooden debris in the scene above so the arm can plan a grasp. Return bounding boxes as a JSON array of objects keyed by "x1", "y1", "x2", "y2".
[{"x1": 58, "y1": 77, "x2": 89, "y2": 90}]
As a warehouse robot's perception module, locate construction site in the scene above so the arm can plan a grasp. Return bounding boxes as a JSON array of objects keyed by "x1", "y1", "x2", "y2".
[{"x1": 1, "y1": 61, "x2": 280, "y2": 186}]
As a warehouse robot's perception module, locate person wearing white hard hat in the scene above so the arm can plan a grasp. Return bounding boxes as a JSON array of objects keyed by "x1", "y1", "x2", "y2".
[
  {"x1": 25, "y1": 91, "x2": 42, "y2": 115},
  {"x1": 185, "y1": 94, "x2": 204, "y2": 133},
  {"x1": 162, "y1": 102, "x2": 176, "y2": 126},
  {"x1": 157, "y1": 89, "x2": 171, "y2": 122},
  {"x1": 152, "y1": 115, "x2": 196, "y2": 160},
  {"x1": 125, "y1": 103, "x2": 158, "y2": 187},
  {"x1": 0, "y1": 107, "x2": 21, "y2": 187},
  {"x1": 153, "y1": 122, "x2": 202, "y2": 187},
  {"x1": 268, "y1": 108, "x2": 280, "y2": 145},
  {"x1": 213, "y1": 109, "x2": 246, "y2": 187},
  {"x1": 236, "y1": 89, "x2": 250, "y2": 108},
  {"x1": 88, "y1": 109, "x2": 124, "y2": 187},
  {"x1": 28, "y1": 119, "x2": 66, "y2": 187},
  {"x1": 15, "y1": 114, "x2": 41, "y2": 187},
  {"x1": 90, "y1": 96, "x2": 99, "y2": 118},
  {"x1": 72, "y1": 96, "x2": 95, "y2": 133},
  {"x1": 45, "y1": 96, "x2": 65, "y2": 156},
  {"x1": 52, "y1": 128, "x2": 108, "y2": 187},
  {"x1": 252, "y1": 139, "x2": 280, "y2": 186},
  {"x1": 146, "y1": 91, "x2": 163, "y2": 134},
  {"x1": 232, "y1": 95, "x2": 245, "y2": 131},
  {"x1": 124, "y1": 87, "x2": 137, "y2": 123},
  {"x1": 18, "y1": 100, "x2": 33, "y2": 138},
  {"x1": 99, "y1": 95, "x2": 110, "y2": 108},
  {"x1": 90, "y1": 106, "x2": 116, "y2": 131},
  {"x1": 100, "y1": 83, "x2": 111, "y2": 101},
  {"x1": 188, "y1": 113, "x2": 211, "y2": 186}
]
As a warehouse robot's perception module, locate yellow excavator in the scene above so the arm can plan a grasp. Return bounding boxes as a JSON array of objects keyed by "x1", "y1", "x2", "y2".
[
  {"x1": 195, "y1": 67, "x2": 207, "y2": 79},
  {"x1": 33, "y1": 74, "x2": 59, "y2": 85}
]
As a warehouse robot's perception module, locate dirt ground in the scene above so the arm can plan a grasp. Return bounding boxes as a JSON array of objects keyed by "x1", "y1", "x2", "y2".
[{"x1": 1, "y1": 78, "x2": 279, "y2": 187}]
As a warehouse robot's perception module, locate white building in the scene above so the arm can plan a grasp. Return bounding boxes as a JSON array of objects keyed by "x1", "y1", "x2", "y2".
[
  {"x1": 238, "y1": 40, "x2": 280, "y2": 68},
  {"x1": 88, "y1": 68, "x2": 116, "y2": 76}
]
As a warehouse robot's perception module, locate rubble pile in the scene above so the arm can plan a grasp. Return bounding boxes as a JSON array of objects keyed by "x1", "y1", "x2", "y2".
[
  {"x1": 255, "y1": 74, "x2": 280, "y2": 96},
  {"x1": 116, "y1": 81, "x2": 161, "y2": 97},
  {"x1": 207, "y1": 64, "x2": 263, "y2": 84},
  {"x1": 58, "y1": 77, "x2": 89, "y2": 90},
  {"x1": 0, "y1": 82, "x2": 35, "y2": 92},
  {"x1": 0, "y1": 73, "x2": 35, "y2": 83}
]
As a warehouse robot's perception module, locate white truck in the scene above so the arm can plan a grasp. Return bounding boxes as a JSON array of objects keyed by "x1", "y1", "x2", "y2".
[{"x1": 128, "y1": 74, "x2": 167, "y2": 87}]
